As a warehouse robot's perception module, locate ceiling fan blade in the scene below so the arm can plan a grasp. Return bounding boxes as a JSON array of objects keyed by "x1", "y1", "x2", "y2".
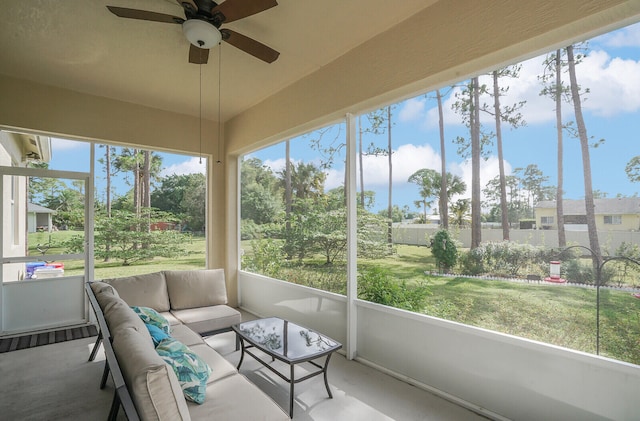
[
  {"x1": 106, "y1": 6, "x2": 184, "y2": 24},
  {"x1": 176, "y1": 0, "x2": 198, "y2": 14},
  {"x1": 189, "y1": 44, "x2": 210, "y2": 64},
  {"x1": 212, "y1": 0, "x2": 277, "y2": 24},
  {"x1": 221, "y1": 29, "x2": 279, "y2": 63}
]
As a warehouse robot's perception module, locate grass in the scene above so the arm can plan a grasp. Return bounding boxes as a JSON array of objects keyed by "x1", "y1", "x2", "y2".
[
  {"x1": 243, "y1": 241, "x2": 640, "y2": 365},
  {"x1": 27, "y1": 231, "x2": 206, "y2": 280}
]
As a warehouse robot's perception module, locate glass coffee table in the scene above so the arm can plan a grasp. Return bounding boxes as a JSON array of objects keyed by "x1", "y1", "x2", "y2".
[{"x1": 232, "y1": 317, "x2": 342, "y2": 418}]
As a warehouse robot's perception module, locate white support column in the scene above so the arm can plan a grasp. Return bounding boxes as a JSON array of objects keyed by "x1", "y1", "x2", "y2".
[{"x1": 346, "y1": 113, "x2": 358, "y2": 360}]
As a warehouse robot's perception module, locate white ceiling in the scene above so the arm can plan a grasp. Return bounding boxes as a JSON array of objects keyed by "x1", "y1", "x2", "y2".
[{"x1": 0, "y1": 0, "x2": 436, "y2": 123}]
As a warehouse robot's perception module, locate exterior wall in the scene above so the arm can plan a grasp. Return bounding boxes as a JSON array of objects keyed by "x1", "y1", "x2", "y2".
[
  {"x1": 537, "y1": 207, "x2": 640, "y2": 231},
  {"x1": 598, "y1": 213, "x2": 640, "y2": 231},
  {"x1": 535, "y1": 207, "x2": 556, "y2": 229}
]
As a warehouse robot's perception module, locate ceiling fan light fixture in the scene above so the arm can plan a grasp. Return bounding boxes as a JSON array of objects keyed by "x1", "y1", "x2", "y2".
[{"x1": 182, "y1": 19, "x2": 221, "y2": 49}]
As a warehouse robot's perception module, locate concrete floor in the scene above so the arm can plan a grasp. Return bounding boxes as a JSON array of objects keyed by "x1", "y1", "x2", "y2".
[{"x1": 0, "y1": 328, "x2": 489, "y2": 420}]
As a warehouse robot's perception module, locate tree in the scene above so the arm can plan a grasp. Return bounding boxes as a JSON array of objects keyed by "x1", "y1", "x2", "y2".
[
  {"x1": 436, "y1": 89, "x2": 449, "y2": 228},
  {"x1": 567, "y1": 44, "x2": 602, "y2": 269},
  {"x1": 364, "y1": 107, "x2": 395, "y2": 246},
  {"x1": 66, "y1": 209, "x2": 189, "y2": 266},
  {"x1": 450, "y1": 198, "x2": 471, "y2": 227},
  {"x1": 540, "y1": 49, "x2": 569, "y2": 247},
  {"x1": 625, "y1": 156, "x2": 640, "y2": 183},
  {"x1": 408, "y1": 169, "x2": 466, "y2": 221},
  {"x1": 485, "y1": 66, "x2": 526, "y2": 240},
  {"x1": 239, "y1": 158, "x2": 283, "y2": 225},
  {"x1": 452, "y1": 77, "x2": 491, "y2": 248},
  {"x1": 515, "y1": 164, "x2": 553, "y2": 216},
  {"x1": 151, "y1": 173, "x2": 208, "y2": 232}
]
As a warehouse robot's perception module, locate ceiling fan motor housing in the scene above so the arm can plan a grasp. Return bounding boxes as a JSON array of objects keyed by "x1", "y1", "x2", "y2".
[{"x1": 182, "y1": 19, "x2": 221, "y2": 49}]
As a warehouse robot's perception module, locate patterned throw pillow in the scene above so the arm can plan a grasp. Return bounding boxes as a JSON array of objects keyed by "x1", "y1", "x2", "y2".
[
  {"x1": 145, "y1": 323, "x2": 171, "y2": 347},
  {"x1": 131, "y1": 306, "x2": 171, "y2": 335},
  {"x1": 156, "y1": 338, "x2": 212, "y2": 404}
]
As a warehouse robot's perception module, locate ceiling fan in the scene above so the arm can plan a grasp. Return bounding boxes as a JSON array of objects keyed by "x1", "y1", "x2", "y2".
[{"x1": 106, "y1": 0, "x2": 280, "y2": 64}]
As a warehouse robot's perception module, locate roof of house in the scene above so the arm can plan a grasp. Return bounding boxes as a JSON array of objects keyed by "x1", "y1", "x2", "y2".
[
  {"x1": 536, "y1": 198, "x2": 640, "y2": 215},
  {"x1": 27, "y1": 203, "x2": 56, "y2": 214}
]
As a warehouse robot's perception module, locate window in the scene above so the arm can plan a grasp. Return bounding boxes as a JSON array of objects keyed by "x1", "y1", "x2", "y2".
[
  {"x1": 604, "y1": 215, "x2": 622, "y2": 225},
  {"x1": 238, "y1": 22, "x2": 640, "y2": 366},
  {"x1": 240, "y1": 123, "x2": 347, "y2": 294}
]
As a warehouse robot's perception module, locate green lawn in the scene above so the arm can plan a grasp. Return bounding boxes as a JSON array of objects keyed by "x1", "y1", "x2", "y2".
[
  {"x1": 27, "y1": 231, "x2": 206, "y2": 280},
  {"x1": 242, "y1": 241, "x2": 640, "y2": 365}
]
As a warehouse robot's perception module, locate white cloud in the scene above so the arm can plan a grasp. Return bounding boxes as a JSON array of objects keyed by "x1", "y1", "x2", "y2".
[
  {"x1": 576, "y1": 50, "x2": 640, "y2": 116},
  {"x1": 419, "y1": 47, "x2": 640, "y2": 127},
  {"x1": 361, "y1": 143, "x2": 441, "y2": 187},
  {"x1": 398, "y1": 98, "x2": 426, "y2": 122},
  {"x1": 449, "y1": 155, "x2": 513, "y2": 202},
  {"x1": 161, "y1": 156, "x2": 206, "y2": 176},
  {"x1": 263, "y1": 157, "x2": 288, "y2": 174},
  {"x1": 595, "y1": 23, "x2": 640, "y2": 48}
]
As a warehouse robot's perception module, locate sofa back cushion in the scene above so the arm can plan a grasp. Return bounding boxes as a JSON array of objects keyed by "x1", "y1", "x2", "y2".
[
  {"x1": 114, "y1": 327, "x2": 191, "y2": 421},
  {"x1": 92, "y1": 284, "x2": 154, "y2": 344},
  {"x1": 103, "y1": 272, "x2": 170, "y2": 312},
  {"x1": 164, "y1": 269, "x2": 228, "y2": 310}
]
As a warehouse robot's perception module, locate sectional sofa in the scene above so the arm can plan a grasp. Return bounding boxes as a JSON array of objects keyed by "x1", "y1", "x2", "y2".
[{"x1": 87, "y1": 269, "x2": 289, "y2": 420}]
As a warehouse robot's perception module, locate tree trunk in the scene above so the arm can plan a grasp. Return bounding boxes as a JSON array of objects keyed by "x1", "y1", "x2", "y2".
[
  {"x1": 492, "y1": 71, "x2": 510, "y2": 241},
  {"x1": 567, "y1": 45, "x2": 601, "y2": 268},
  {"x1": 554, "y1": 50, "x2": 567, "y2": 247},
  {"x1": 436, "y1": 89, "x2": 448, "y2": 229},
  {"x1": 387, "y1": 105, "x2": 393, "y2": 245},
  {"x1": 471, "y1": 77, "x2": 482, "y2": 248}
]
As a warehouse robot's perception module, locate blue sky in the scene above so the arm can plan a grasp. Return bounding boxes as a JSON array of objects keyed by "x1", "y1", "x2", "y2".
[
  {"x1": 46, "y1": 22, "x2": 640, "y2": 213},
  {"x1": 249, "y1": 22, "x2": 640, "y2": 214}
]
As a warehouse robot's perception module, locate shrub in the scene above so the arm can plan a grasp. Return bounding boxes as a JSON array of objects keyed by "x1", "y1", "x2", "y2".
[
  {"x1": 241, "y1": 238, "x2": 284, "y2": 278},
  {"x1": 459, "y1": 241, "x2": 551, "y2": 278},
  {"x1": 430, "y1": 229, "x2": 458, "y2": 272},
  {"x1": 358, "y1": 267, "x2": 430, "y2": 312}
]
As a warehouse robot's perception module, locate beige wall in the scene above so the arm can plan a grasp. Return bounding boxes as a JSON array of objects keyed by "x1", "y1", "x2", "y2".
[
  {"x1": 1, "y1": 0, "x2": 639, "y2": 304},
  {"x1": 536, "y1": 207, "x2": 640, "y2": 231}
]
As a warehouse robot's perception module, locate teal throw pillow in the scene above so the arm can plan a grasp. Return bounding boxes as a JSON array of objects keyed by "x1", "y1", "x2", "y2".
[
  {"x1": 156, "y1": 338, "x2": 212, "y2": 404},
  {"x1": 131, "y1": 306, "x2": 171, "y2": 335},
  {"x1": 145, "y1": 323, "x2": 170, "y2": 347}
]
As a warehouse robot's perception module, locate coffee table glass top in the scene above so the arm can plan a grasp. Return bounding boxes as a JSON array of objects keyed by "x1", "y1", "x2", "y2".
[{"x1": 236, "y1": 317, "x2": 341, "y2": 361}]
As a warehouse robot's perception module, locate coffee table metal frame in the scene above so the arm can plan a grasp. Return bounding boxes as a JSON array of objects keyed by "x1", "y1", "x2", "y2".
[{"x1": 232, "y1": 317, "x2": 342, "y2": 418}]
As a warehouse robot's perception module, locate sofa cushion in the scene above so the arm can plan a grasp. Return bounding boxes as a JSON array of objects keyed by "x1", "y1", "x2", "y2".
[
  {"x1": 90, "y1": 281, "x2": 120, "y2": 298},
  {"x1": 156, "y1": 338, "x2": 212, "y2": 405},
  {"x1": 161, "y1": 311, "x2": 182, "y2": 326},
  {"x1": 100, "y1": 293, "x2": 153, "y2": 344},
  {"x1": 189, "y1": 343, "x2": 237, "y2": 383},
  {"x1": 103, "y1": 272, "x2": 171, "y2": 312},
  {"x1": 132, "y1": 306, "x2": 172, "y2": 335},
  {"x1": 186, "y1": 374, "x2": 289, "y2": 420},
  {"x1": 164, "y1": 269, "x2": 228, "y2": 310},
  {"x1": 113, "y1": 327, "x2": 191, "y2": 421},
  {"x1": 170, "y1": 305, "x2": 241, "y2": 335},
  {"x1": 170, "y1": 324, "x2": 205, "y2": 347}
]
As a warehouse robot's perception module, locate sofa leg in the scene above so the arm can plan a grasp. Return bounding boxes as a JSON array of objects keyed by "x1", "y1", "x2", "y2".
[
  {"x1": 89, "y1": 331, "x2": 103, "y2": 361},
  {"x1": 100, "y1": 361, "x2": 111, "y2": 390},
  {"x1": 108, "y1": 391, "x2": 120, "y2": 421}
]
